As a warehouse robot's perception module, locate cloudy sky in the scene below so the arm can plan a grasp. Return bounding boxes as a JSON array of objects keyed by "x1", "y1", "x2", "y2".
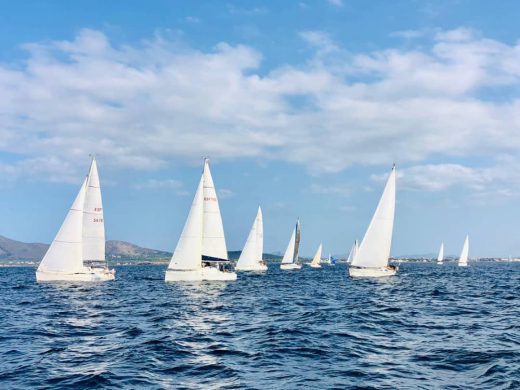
[{"x1": 1, "y1": 0, "x2": 520, "y2": 257}]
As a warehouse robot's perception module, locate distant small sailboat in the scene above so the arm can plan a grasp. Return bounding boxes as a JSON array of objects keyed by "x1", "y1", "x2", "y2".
[
  {"x1": 165, "y1": 159, "x2": 237, "y2": 281},
  {"x1": 235, "y1": 206, "x2": 267, "y2": 272},
  {"x1": 349, "y1": 165, "x2": 398, "y2": 277},
  {"x1": 36, "y1": 157, "x2": 115, "y2": 282},
  {"x1": 309, "y1": 243, "x2": 322, "y2": 268},
  {"x1": 280, "y1": 219, "x2": 302, "y2": 270},
  {"x1": 346, "y1": 240, "x2": 359, "y2": 264},
  {"x1": 458, "y1": 235, "x2": 469, "y2": 267},
  {"x1": 437, "y1": 242, "x2": 444, "y2": 265}
]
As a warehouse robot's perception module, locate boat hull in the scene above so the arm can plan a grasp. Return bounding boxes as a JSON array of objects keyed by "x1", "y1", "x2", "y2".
[
  {"x1": 280, "y1": 263, "x2": 302, "y2": 270},
  {"x1": 165, "y1": 266, "x2": 237, "y2": 281},
  {"x1": 309, "y1": 263, "x2": 321, "y2": 268},
  {"x1": 235, "y1": 264, "x2": 268, "y2": 272},
  {"x1": 437, "y1": 262, "x2": 443, "y2": 265},
  {"x1": 36, "y1": 268, "x2": 115, "y2": 282},
  {"x1": 348, "y1": 266, "x2": 397, "y2": 278},
  {"x1": 458, "y1": 263, "x2": 468, "y2": 267}
]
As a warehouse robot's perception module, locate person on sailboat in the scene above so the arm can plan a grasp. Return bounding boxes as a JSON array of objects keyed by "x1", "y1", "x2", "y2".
[{"x1": 386, "y1": 264, "x2": 397, "y2": 271}]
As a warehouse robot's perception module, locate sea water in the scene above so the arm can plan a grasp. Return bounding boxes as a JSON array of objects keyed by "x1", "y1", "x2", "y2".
[{"x1": 1, "y1": 262, "x2": 519, "y2": 389}]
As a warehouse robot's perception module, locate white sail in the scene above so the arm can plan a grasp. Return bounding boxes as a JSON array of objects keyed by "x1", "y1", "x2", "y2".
[
  {"x1": 202, "y1": 159, "x2": 228, "y2": 260},
  {"x1": 38, "y1": 178, "x2": 87, "y2": 273},
  {"x1": 168, "y1": 176, "x2": 204, "y2": 270},
  {"x1": 311, "y1": 243, "x2": 322, "y2": 266},
  {"x1": 352, "y1": 166, "x2": 396, "y2": 268},
  {"x1": 82, "y1": 158, "x2": 105, "y2": 262},
  {"x1": 437, "y1": 243, "x2": 444, "y2": 263},
  {"x1": 347, "y1": 240, "x2": 359, "y2": 263},
  {"x1": 282, "y1": 227, "x2": 296, "y2": 264},
  {"x1": 236, "y1": 206, "x2": 263, "y2": 268},
  {"x1": 458, "y1": 235, "x2": 469, "y2": 266}
]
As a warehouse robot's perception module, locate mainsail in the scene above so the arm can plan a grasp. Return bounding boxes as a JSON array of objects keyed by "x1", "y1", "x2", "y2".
[
  {"x1": 38, "y1": 178, "x2": 88, "y2": 273},
  {"x1": 236, "y1": 206, "x2": 263, "y2": 268},
  {"x1": 459, "y1": 235, "x2": 469, "y2": 266},
  {"x1": 82, "y1": 158, "x2": 105, "y2": 262},
  {"x1": 311, "y1": 243, "x2": 322, "y2": 266},
  {"x1": 202, "y1": 159, "x2": 228, "y2": 260},
  {"x1": 351, "y1": 166, "x2": 396, "y2": 268}
]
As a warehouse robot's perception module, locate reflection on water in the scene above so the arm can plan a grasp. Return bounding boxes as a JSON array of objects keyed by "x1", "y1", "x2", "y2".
[{"x1": 1, "y1": 263, "x2": 520, "y2": 388}]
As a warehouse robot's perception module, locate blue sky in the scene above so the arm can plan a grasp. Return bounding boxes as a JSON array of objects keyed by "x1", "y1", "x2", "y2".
[{"x1": 1, "y1": 0, "x2": 520, "y2": 257}]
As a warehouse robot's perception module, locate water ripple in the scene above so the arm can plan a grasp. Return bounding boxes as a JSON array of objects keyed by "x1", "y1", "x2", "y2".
[{"x1": 1, "y1": 262, "x2": 520, "y2": 388}]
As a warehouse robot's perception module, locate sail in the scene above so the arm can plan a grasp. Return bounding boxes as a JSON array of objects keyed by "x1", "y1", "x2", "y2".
[
  {"x1": 236, "y1": 206, "x2": 263, "y2": 268},
  {"x1": 311, "y1": 243, "x2": 322, "y2": 266},
  {"x1": 168, "y1": 176, "x2": 204, "y2": 270},
  {"x1": 437, "y1": 243, "x2": 444, "y2": 263},
  {"x1": 82, "y1": 158, "x2": 105, "y2": 262},
  {"x1": 38, "y1": 178, "x2": 87, "y2": 273},
  {"x1": 347, "y1": 240, "x2": 359, "y2": 263},
  {"x1": 282, "y1": 227, "x2": 296, "y2": 264},
  {"x1": 458, "y1": 235, "x2": 469, "y2": 265},
  {"x1": 202, "y1": 159, "x2": 228, "y2": 260},
  {"x1": 293, "y1": 219, "x2": 300, "y2": 262},
  {"x1": 352, "y1": 166, "x2": 396, "y2": 268}
]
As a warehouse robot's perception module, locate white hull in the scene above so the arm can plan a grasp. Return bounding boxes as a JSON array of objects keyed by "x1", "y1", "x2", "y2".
[
  {"x1": 235, "y1": 263, "x2": 268, "y2": 272},
  {"x1": 309, "y1": 263, "x2": 321, "y2": 268},
  {"x1": 280, "y1": 263, "x2": 302, "y2": 270},
  {"x1": 165, "y1": 266, "x2": 237, "y2": 281},
  {"x1": 36, "y1": 268, "x2": 115, "y2": 282},
  {"x1": 348, "y1": 266, "x2": 397, "y2": 278},
  {"x1": 459, "y1": 263, "x2": 468, "y2": 267},
  {"x1": 437, "y1": 262, "x2": 443, "y2": 265}
]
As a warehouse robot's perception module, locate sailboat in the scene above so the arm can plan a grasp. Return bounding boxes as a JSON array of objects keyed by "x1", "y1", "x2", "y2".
[
  {"x1": 36, "y1": 157, "x2": 115, "y2": 282},
  {"x1": 349, "y1": 165, "x2": 397, "y2": 277},
  {"x1": 309, "y1": 243, "x2": 322, "y2": 268},
  {"x1": 165, "y1": 159, "x2": 237, "y2": 281},
  {"x1": 235, "y1": 206, "x2": 267, "y2": 271},
  {"x1": 280, "y1": 219, "x2": 302, "y2": 270},
  {"x1": 458, "y1": 235, "x2": 469, "y2": 267},
  {"x1": 346, "y1": 240, "x2": 359, "y2": 264},
  {"x1": 437, "y1": 242, "x2": 444, "y2": 265}
]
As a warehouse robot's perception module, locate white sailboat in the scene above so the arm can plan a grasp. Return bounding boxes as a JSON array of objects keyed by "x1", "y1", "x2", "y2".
[
  {"x1": 349, "y1": 165, "x2": 398, "y2": 277},
  {"x1": 346, "y1": 240, "x2": 359, "y2": 264},
  {"x1": 235, "y1": 206, "x2": 267, "y2": 271},
  {"x1": 309, "y1": 243, "x2": 322, "y2": 268},
  {"x1": 165, "y1": 159, "x2": 237, "y2": 281},
  {"x1": 458, "y1": 235, "x2": 469, "y2": 267},
  {"x1": 280, "y1": 219, "x2": 302, "y2": 270},
  {"x1": 36, "y1": 158, "x2": 115, "y2": 282},
  {"x1": 437, "y1": 242, "x2": 444, "y2": 265}
]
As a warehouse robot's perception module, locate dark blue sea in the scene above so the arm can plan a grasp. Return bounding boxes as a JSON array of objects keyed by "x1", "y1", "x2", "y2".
[{"x1": 1, "y1": 262, "x2": 520, "y2": 389}]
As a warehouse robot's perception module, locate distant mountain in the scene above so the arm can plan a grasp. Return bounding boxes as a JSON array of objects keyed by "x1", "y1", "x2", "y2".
[
  {"x1": 0, "y1": 235, "x2": 282, "y2": 263},
  {"x1": 0, "y1": 235, "x2": 170, "y2": 263},
  {"x1": 106, "y1": 240, "x2": 171, "y2": 260},
  {"x1": 0, "y1": 235, "x2": 48, "y2": 261}
]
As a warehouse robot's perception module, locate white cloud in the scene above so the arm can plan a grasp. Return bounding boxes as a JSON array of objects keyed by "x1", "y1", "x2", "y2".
[
  {"x1": 1, "y1": 27, "x2": 520, "y2": 196},
  {"x1": 310, "y1": 183, "x2": 351, "y2": 196},
  {"x1": 218, "y1": 188, "x2": 235, "y2": 199},
  {"x1": 134, "y1": 179, "x2": 183, "y2": 190},
  {"x1": 327, "y1": 0, "x2": 343, "y2": 7},
  {"x1": 371, "y1": 156, "x2": 520, "y2": 198}
]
